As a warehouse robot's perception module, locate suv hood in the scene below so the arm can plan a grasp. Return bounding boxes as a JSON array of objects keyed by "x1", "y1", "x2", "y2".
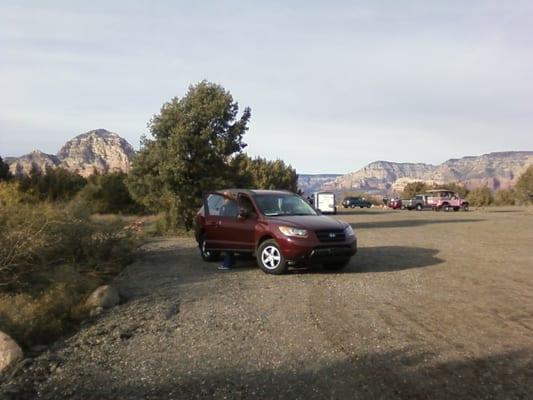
[{"x1": 268, "y1": 215, "x2": 347, "y2": 231}]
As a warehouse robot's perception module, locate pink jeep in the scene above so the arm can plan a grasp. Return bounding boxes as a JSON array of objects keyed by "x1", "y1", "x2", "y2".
[{"x1": 426, "y1": 190, "x2": 469, "y2": 212}]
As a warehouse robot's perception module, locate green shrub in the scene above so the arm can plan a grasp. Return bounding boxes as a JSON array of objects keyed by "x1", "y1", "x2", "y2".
[
  {"x1": 0, "y1": 273, "x2": 97, "y2": 348},
  {"x1": 494, "y1": 189, "x2": 516, "y2": 206},
  {"x1": 78, "y1": 172, "x2": 145, "y2": 214},
  {"x1": 466, "y1": 186, "x2": 494, "y2": 207},
  {"x1": 0, "y1": 182, "x2": 138, "y2": 289},
  {"x1": 515, "y1": 166, "x2": 533, "y2": 205},
  {"x1": 17, "y1": 166, "x2": 87, "y2": 202}
]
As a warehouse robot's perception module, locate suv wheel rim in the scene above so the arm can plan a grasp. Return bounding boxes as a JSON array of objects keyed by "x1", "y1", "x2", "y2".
[{"x1": 261, "y1": 246, "x2": 281, "y2": 270}]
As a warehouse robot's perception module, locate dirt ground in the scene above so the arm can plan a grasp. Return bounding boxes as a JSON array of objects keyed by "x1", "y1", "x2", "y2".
[{"x1": 2, "y1": 207, "x2": 533, "y2": 399}]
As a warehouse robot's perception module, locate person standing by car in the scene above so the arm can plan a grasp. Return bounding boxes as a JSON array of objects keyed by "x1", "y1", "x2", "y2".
[{"x1": 218, "y1": 192, "x2": 238, "y2": 270}]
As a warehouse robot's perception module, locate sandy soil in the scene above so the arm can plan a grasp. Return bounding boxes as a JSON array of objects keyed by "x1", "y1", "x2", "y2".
[{"x1": 2, "y1": 207, "x2": 533, "y2": 399}]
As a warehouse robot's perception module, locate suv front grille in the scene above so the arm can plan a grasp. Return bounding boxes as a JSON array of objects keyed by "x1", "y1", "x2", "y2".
[{"x1": 315, "y1": 229, "x2": 345, "y2": 243}]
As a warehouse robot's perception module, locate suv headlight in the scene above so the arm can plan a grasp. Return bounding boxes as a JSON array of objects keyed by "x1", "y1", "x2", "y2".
[
  {"x1": 279, "y1": 226, "x2": 308, "y2": 238},
  {"x1": 344, "y1": 225, "x2": 355, "y2": 237}
]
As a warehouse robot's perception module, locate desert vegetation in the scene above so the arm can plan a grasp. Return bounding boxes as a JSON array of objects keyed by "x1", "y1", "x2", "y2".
[{"x1": 0, "y1": 181, "x2": 140, "y2": 348}]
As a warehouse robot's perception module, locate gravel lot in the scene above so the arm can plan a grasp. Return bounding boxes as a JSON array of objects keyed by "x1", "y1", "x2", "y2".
[{"x1": 2, "y1": 207, "x2": 533, "y2": 399}]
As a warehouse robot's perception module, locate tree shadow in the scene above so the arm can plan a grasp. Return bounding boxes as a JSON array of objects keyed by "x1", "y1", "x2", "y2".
[
  {"x1": 12, "y1": 349, "x2": 531, "y2": 399},
  {"x1": 352, "y1": 218, "x2": 482, "y2": 229}
]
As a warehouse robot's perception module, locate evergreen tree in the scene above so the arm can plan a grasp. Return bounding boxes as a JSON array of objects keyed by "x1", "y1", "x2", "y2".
[
  {"x1": 127, "y1": 81, "x2": 251, "y2": 230},
  {"x1": 401, "y1": 181, "x2": 429, "y2": 198},
  {"x1": 230, "y1": 154, "x2": 298, "y2": 192},
  {"x1": 0, "y1": 156, "x2": 11, "y2": 181},
  {"x1": 514, "y1": 165, "x2": 533, "y2": 205}
]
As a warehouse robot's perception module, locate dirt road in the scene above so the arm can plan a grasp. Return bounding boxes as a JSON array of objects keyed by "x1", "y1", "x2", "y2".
[{"x1": 2, "y1": 207, "x2": 533, "y2": 399}]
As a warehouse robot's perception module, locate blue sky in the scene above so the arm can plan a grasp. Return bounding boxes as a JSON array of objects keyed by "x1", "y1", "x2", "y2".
[{"x1": 1, "y1": 0, "x2": 532, "y2": 173}]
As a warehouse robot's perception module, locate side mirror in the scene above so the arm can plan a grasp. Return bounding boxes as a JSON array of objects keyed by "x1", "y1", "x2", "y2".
[{"x1": 238, "y1": 208, "x2": 250, "y2": 220}]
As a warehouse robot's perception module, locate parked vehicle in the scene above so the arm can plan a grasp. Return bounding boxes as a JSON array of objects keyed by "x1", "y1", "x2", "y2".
[
  {"x1": 313, "y1": 191, "x2": 337, "y2": 214},
  {"x1": 403, "y1": 194, "x2": 431, "y2": 211},
  {"x1": 403, "y1": 190, "x2": 469, "y2": 211},
  {"x1": 388, "y1": 198, "x2": 402, "y2": 209},
  {"x1": 342, "y1": 196, "x2": 372, "y2": 208},
  {"x1": 426, "y1": 190, "x2": 469, "y2": 211},
  {"x1": 195, "y1": 190, "x2": 357, "y2": 274}
]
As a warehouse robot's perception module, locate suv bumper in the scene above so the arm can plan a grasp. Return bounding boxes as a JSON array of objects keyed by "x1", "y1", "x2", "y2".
[{"x1": 282, "y1": 237, "x2": 357, "y2": 266}]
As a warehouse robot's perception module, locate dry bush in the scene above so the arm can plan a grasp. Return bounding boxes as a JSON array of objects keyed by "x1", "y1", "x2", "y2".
[
  {"x1": 0, "y1": 182, "x2": 140, "y2": 348},
  {"x1": 0, "y1": 182, "x2": 137, "y2": 289},
  {"x1": 0, "y1": 268, "x2": 97, "y2": 348}
]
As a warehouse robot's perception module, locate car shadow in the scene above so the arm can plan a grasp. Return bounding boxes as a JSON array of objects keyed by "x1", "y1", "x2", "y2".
[
  {"x1": 338, "y1": 209, "x2": 397, "y2": 215},
  {"x1": 349, "y1": 245, "x2": 444, "y2": 272},
  {"x1": 281, "y1": 245, "x2": 443, "y2": 275},
  {"x1": 351, "y1": 218, "x2": 482, "y2": 229}
]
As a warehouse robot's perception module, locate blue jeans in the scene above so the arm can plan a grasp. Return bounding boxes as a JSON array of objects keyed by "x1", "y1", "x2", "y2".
[{"x1": 222, "y1": 252, "x2": 235, "y2": 268}]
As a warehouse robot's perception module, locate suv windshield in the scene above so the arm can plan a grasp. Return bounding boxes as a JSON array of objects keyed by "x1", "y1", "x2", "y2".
[{"x1": 254, "y1": 194, "x2": 317, "y2": 217}]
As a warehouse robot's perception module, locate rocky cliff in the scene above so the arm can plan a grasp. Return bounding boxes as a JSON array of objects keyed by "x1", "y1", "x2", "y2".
[
  {"x1": 330, "y1": 151, "x2": 533, "y2": 195},
  {"x1": 7, "y1": 150, "x2": 60, "y2": 176},
  {"x1": 8, "y1": 129, "x2": 135, "y2": 177},
  {"x1": 57, "y1": 129, "x2": 135, "y2": 177},
  {"x1": 298, "y1": 174, "x2": 342, "y2": 194}
]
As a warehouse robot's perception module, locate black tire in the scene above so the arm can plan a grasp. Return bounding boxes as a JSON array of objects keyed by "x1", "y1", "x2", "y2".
[
  {"x1": 416, "y1": 204, "x2": 423, "y2": 211},
  {"x1": 462, "y1": 203, "x2": 469, "y2": 211},
  {"x1": 323, "y1": 259, "x2": 351, "y2": 270},
  {"x1": 350, "y1": 204, "x2": 356, "y2": 209},
  {"x1": 443, "y1": 203, "x2": 451, "y2": 212},
  {"x1": 199, "y1": 235, "x2": 220, "y2": 262},
  {"x1": 257, "y1": 239, "x2": 288, "y2": 275}
]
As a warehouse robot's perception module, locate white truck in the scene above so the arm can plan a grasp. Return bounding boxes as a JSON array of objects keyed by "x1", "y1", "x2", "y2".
[{"x1": 313, "y1": 192, "x2": 337, "y2": 214}]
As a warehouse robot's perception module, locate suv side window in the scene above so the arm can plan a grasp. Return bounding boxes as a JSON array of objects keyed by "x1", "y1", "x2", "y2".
[
  {"x1": 239, "y1": 194, "x2": 257, "y2": 215},
  {"x1": 206, "y1": 194, "x2": 239, "y2": 218}
]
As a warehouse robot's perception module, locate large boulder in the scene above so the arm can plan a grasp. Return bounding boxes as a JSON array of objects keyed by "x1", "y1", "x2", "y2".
[
  {"x1": 85, "y1": 285, "x2": 120, "y2": 310},
  {"x1": 0, "y1": 332, "x2": 23, "y2": 372}
]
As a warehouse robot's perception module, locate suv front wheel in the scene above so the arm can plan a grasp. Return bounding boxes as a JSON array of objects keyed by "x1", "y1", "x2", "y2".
[{"x1": 257, "y1": 240, "x2": 288, "y2": 275}]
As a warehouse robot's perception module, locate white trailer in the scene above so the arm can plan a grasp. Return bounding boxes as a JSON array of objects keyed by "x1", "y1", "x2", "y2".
[{"x1": 313, "y1": 192, "x2": 336, "y2": 214}]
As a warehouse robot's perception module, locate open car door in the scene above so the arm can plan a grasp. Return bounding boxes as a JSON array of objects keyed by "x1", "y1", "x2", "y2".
[{"x1": 202, "y1": 192, "x2": 257, "y2": 252}]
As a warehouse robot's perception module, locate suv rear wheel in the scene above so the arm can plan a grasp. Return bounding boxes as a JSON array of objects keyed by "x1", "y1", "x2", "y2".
[
  {"x1": 416, "y1": 204, "x2": 423, "y2": 211},
  {"x1": 257, "y1": 240, "x2": 288, "y2": 275},
  {"x1": 199, "y1": 235, "x2": 220, "y2": 262}
]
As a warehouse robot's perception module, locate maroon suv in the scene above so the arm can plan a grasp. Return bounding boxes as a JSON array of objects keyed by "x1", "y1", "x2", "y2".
[{"x1": 195, "y1": 189, "x2": 357, "y2": 274}]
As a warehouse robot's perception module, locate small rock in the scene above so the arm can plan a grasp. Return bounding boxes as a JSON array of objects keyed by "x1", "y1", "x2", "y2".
[
  {"x1": 86, "y1": 285, "x2": 120, "y2": 309},
  {"x1": 90, "y1": 307, "x2": 104, "y2": 317},
  {"x1": 0, "y1": 331, "x2": 23, "y2": 372}
]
